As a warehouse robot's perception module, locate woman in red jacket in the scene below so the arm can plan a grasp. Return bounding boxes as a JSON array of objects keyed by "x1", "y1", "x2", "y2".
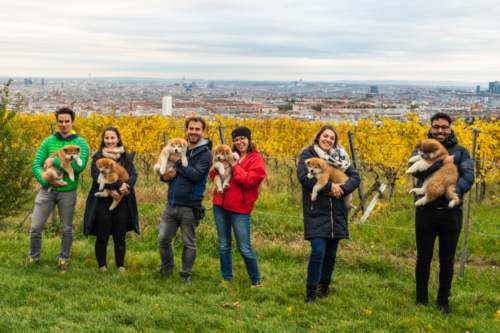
[{"x1": 210, "y1": 127, "x2": 267, "y2": 287}]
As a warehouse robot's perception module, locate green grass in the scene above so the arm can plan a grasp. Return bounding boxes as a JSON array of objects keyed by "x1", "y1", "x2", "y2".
[{"x1": 1, "y1": 160, "x2": 500, "y2": 332}]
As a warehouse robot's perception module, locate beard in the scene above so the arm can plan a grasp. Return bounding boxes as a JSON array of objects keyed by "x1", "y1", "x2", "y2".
[{"x1": 188, "y1": 134, "x2": 202, "y2": 144}]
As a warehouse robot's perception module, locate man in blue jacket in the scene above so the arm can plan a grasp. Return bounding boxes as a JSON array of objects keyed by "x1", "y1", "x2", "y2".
[
  {"x1": 408, "y1": 112, "x2": 474, "y2": 314},
  {"x1": 158, "y1": 117, "x2": 213, "y2": 284}
]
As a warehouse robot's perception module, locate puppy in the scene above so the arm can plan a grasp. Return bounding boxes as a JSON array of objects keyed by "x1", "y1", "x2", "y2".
[
  {"x1": 212, "y1": 145, "x2": 240, "y2": 194},
  {"x1": 42, "y1": 145, "x2": 82, "y2": 191},
  {"x1": 305, "y1": 158, "x2": 355, "y2": 210},
  {"x1": 94, "y1": 158, "x2": 130, "y2": 210},
  {"x1": 154, "y1": 138, "x2": 188, "y2": 179},
  {"x1": 406, "y1": 139, "x2": 459, "y2": 208}
]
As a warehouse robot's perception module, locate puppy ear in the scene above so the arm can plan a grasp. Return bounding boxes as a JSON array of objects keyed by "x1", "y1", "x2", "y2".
[
  {"x1": 75, "y1": 147, "x2": 80, "y2": 152},
  {"x1": 320, "y1": 160, "x2": 327, "y2": 169},
  {"x1": 305, "y1": 159, "x2": 311, "y2": 167},
  {"x1": 416, "y1": 140, "x2": 422, "y2": 149}
]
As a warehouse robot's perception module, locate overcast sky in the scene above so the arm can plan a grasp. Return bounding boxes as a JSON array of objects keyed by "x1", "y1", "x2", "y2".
[{"x1": 1, "y1": 0, "x2": 499, "y2": 82}]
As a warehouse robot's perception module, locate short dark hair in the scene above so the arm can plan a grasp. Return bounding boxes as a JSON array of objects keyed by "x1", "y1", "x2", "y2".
[
  {"x1": 430, "y1": 112, "x2": 452, "y2": 126},
  {"x1": 185, "y1": 116, "x2": 206, "y2": 130},
  {"x1": 55, "y1": 107, "x2": 75, "y2": 122}
]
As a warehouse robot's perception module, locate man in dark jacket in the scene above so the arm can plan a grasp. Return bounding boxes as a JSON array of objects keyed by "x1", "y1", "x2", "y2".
[
  {"x1": 158, "y1": 117, "x2": 213, "y2": 284},
  {"x1": 408, "y1": 112, "x2": 474, "y2": 314}
]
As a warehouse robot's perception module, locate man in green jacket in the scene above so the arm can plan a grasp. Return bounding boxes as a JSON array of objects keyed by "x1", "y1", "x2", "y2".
[{"x1": 29, "y1": 108, "x2": 89, "y2": 271}]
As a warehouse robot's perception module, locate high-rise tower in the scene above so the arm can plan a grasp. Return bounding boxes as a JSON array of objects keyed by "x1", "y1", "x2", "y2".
[{"x1": 161, "y1": 96, "x2": 172, "y2": 116}]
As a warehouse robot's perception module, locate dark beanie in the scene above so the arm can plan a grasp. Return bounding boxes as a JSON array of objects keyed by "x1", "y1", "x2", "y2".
[{"x1": 232, "y1": 127, "x2": 251, "y2": 141}]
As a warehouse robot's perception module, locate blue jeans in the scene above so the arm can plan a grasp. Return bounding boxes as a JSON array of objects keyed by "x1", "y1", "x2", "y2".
[
  {"x1": 213, "y1": 205, "x2": 261, "y2": 283},
  {"x1": 307, "y1": 238, "x2": 341, "y2": 287}
]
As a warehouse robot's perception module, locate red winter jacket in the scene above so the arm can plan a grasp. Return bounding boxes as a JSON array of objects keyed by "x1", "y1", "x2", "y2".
[{"x1": 210, "y1": 150, "x2": 267, "y2": 214}]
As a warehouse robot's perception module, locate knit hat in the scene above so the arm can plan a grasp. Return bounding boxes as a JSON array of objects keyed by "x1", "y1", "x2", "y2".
[{"x1": 231, "y1": 127, "x2": 251, "y2": 141}]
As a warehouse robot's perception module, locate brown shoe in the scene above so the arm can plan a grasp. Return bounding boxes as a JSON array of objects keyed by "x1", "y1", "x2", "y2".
[{"x1": 58, "y1": 261, "x2": 68, "y2": 271}]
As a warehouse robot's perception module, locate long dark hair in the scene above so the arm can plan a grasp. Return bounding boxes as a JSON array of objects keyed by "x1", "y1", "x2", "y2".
[
  {"x1": 98, "y1": 127, "x2": 129, "y2": 168},
  {"x1": 231, "y1": 126, "x2": 257, "y2": 154}
]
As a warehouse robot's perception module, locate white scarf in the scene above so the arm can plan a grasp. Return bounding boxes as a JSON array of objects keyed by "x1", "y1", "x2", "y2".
[
  {"x1": 313, "y1": 144, "x2": 350, "y2": 172},
  {"x1": 102, "y1": 146, "x2": 125, "y2": 160}
]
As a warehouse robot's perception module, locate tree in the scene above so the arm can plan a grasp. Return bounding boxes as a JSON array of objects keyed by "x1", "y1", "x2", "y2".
[
  {"x1": 0, "y1": 80, "x2": 35, "y2": 220},
  {"x1": 311, "y1": 105, "x2": 323, "y2": 112}
]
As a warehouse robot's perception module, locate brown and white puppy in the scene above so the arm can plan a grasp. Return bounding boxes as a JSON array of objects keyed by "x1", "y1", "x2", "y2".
[
  {"x1": 153, "y1": 138, "x2": 188, "y2": 179},
  {"x1": 42, "y1": 145, "x2": 82, "y2": 191},
  {"x1": 305, "y1": 158, "x2": 355, "y2": 210},
  {"x1": 406, "y1": 139, "x2": 459, "y2": 208},
  {"x1": 94, "y1": 158, "x2": 130, "y2": 210},
  {"x1": 212, "y1": 145, "x2": 240, "y2": 194}
]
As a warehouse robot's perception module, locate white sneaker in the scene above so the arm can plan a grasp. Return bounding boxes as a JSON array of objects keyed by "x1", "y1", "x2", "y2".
[
  {"x1": 99, "y1": 266, "x2": 107, "y2": 271},
  {"x1": 118, "y1": 267, "x2": 126, "y2": 273}
]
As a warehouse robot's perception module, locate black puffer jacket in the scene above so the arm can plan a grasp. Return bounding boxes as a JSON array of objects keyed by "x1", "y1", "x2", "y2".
[{"x1": 297, "y1": 146, "x2": 361, "y2": 240}]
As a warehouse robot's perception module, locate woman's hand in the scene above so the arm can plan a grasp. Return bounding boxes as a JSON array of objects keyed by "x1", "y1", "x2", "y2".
[
  {"x1": 226, "y1": 153, "x2": 237, "y2": 165},
  {"x1": 110, "y1": 190, "x2": 121, "y2": 199},
  {"x1": 329, "y1": 183, "x2": 345, "y2": 198},
  {"x1": 119, "y1": 183, "x2": 130, "y2": 195}
]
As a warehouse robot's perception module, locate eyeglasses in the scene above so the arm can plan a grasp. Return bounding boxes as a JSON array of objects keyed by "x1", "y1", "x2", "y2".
[
  {"x1": 431, "y1": 125, "x2": 450, "y2": 130},
  {"x1": 233, "y1": 137, "x2": 248, "y2": 143}
]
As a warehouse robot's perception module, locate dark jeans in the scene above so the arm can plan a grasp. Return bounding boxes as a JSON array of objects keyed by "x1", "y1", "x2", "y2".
[
  {"x1": 415, "y1": 208, "x2": 463, "y2": 305},
  {"x1": 94, "y1": 199, "x2": 129, "y2": 268},
  {"x1": 307, "y1": 238, "x2": 341, "y2": 287},
  {"x1": 213, "y1": 205, "x2": 261, "y2": 284}
]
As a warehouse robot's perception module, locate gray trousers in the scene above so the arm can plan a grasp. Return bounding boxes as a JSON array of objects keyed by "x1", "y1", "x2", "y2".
[
  {"x1": 158, "y1": 203, "x2": 199, "y2": 277},
  {"x1": 29, "y1": 188, "x2": 77, "y2": 262}
]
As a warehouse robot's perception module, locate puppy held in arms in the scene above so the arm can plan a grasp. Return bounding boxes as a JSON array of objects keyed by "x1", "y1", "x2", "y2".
[
  {"x1": 42, "y1": 145, "x2": 82, "y2": 191},
  {"x1": 154, "y1": 138, "x2": 188, "y2": 180},
  {"x1": 94, "y1": 158, "x2": 130, "y2": 211},
  {"x1": 212, "y1": 145, "x2": 239, "y2": 194},
  {"x1": 305, "y1": 158, "x2": 355, "y2": 210},
  {"x1": 406, "y1": 139, "x2": 459, "y2": 208}
]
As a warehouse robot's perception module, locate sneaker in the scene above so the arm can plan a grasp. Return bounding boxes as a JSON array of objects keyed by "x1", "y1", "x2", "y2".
[
  {"x1": 99, "y1": 266, "x2": 107, "y2": 271},
  {"x1": 222, "y1": 278, "x2": 232, "y2": 284},
  {"x1": 184, "y1": 275, "x2": 191, "y2": 285},
  {"x1": 27, "y1": 258, "x2": 37, "y2": 266},
  {"x1": 251, "y1": 282, "x2": 263, "y2": 289},
  {"x1": 437, "y1": 302, "x2": 452, "y2": 314},
  {"x1": 58, "y1": 261, "x2": 67, "y2": 271},
  {"x1": 118, "y1": 267, "x2": 126, "y2": 273},
  {"x1": 159, "y1": 268, "x2": 173, "y2": 275}
]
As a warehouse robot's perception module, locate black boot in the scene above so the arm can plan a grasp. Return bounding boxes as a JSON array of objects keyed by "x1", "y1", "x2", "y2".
[
  {"x1": 437, "y1": 301, "x2": 451, "y2": 314},
  {"x1": 317, "y1": 277, "x2": 332, "y2": 299},
  {"x1": 305, "y1": 282, "x2": 317, "y2": 304}
]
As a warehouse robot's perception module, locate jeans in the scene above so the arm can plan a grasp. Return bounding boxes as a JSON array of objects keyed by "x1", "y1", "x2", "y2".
[
  {"x1": 29, "y1": 188, "x2": 77, "y2": 262},
  {"x1": 213, "y1": 205, "x2": 261, "y2": 283},
  {"x1": 415, "y1": 208, "x2": 463, "y2": 305},
  {"x1": 94, "y1": 199, "x2": 129, "y2": 268},
  {"x1": 158, "y1": 203, "x2": 199, "y2": 277},
  {"x1": 307, "y1": 238, "x2": 341, "y2": 287}
]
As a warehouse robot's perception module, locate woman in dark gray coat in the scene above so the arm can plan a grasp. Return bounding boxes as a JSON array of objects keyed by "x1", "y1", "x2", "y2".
[{"x1": 297, "y1": 125, "x2": 360, "y2": 304}]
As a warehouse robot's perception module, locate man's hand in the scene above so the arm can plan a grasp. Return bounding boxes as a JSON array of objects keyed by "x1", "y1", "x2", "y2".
[
  {"x1": 43, "y1": 158, "x2": 54, "y2": 171},
  {"x1": 48, "y1": 177, "x2": 65, "y2": 188},
  {"x1": 119, "y1": 183, "x2": 130, "y2": 195},
  {"x1": 444, "y1": 156, "x2": 454, "y2": 165},
  {"x1": 162, "y1": 168, "x2": 177, "y2": 181},
  {"x1": 110, "y1": 190, "x2": 121, "y2": 200},
  {"x1": 167, "y1": 149, "x2": 181, "y2": 163}
]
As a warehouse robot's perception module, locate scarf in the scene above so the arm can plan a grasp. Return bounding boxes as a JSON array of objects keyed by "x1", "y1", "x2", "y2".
[
  {"x1": 102, "y1": 146, "x2": 125, "y2": 160},
  {"x1": 313, "y1": 144, "x2": 350, "y2": 172}
]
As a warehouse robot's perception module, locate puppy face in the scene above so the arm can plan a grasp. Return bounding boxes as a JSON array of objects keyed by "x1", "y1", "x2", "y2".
[
  {"x1": 62, "y1": 145, "x2": 81, "y2": 161},
  {"x1": 416, "y1": 139, "x2": 447, "y2": 161},
  {"x1": 305, "y1": 158, "x2": 326, "y2": 176},
  {"x1": 96, "y1": 158, "x2": 117, "y2": 175},
  {"x1": 212, "y1": 145, "x2": 232, "y2": 161},
  {"x1": 167, "y1": 138, "x2": 187, "y2": 154}
]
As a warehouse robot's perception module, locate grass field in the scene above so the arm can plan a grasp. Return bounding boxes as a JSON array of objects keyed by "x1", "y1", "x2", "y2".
[{"x1": 1, "y1": 159, "x2": 500, "y2": 332}]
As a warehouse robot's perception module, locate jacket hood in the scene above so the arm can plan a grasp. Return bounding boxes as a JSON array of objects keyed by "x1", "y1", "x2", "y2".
[
  {"x1": 188, "y1": 138, "x2": 213, "y2": 155},
  {"x1": 55, "y1": 132, "x2": 80, "y2": 141},
  {"x1": 427, "y1": 129, "x2": 458, "y2": 148}
]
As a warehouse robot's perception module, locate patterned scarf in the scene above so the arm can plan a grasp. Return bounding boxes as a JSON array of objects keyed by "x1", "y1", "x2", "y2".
[
  {"x1": 313, "y1": 144, "x2": 350, "y2": 172},
  {"x1": 102, "y1": 146, "x2": 125, "y2": 160}
]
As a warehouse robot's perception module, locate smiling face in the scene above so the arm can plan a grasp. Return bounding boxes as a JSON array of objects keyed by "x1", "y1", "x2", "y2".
[
  {"x1": 430, "y1": 118, "x2": 451, "y2": 142},
  {"x1": 57, "y1": 113, "x2": 73, "y2": 135},
  {"x1": 318, "y1": 129, "x2": 336, "y2": 152},
  {"x1": 185, "y1": 120, "x2": 205, "y2": 145},
  {"x1": 104, "y1": 130, "x2": 119, "y2": 149},
  {"x1": 233, "y1": 136, "x2": 249, "y2": 154}
]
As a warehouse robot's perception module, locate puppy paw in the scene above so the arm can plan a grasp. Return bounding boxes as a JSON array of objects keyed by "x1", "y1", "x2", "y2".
[
  {"x1": 409, "y1": 189, "x2": 416, "y2": 195},
  {"x1": 69, "y1": 174, "x2": 74, "y2": 182},
  {"x1": 94, "y1": 192, "x2": 102, "y2": 197},
  {"x1": 311, "y1": 195, "x2": 317, "y2": 201},
  {"x1": 223, "y1": 184, "x2": 230, "y2": 190},
  {"x1": 307, "y1": 174, "x2": 314, "y2": 179},
  {"x1": 414, "y1": 198, "x2": 426, "y2": 206},
  {"x1": 60, "y1": 181, "x2": 68, "y2": 186},
  {"x1": 217, "y1": 189, "x2": 223, "y2": 195},
  {"x1": 448, "y1": 201, "x2": 456, "y2": 208}
]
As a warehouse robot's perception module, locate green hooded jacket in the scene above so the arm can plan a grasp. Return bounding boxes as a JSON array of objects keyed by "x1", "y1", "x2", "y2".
[{"x1": 32, "y1": 131, "x2": 89, "y2": 191}]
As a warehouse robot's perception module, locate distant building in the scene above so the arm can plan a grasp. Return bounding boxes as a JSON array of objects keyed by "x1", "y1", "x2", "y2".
[
  {"x1": 60, "y1": 83, "x2": 64, "y2": 88},
  {"x1": 488, "y1": 81, "x2": 499, "y2": 94},
  {"x1": 41, "y1": 79, "x2": 46, "y2": 86},
  {"x1": 161, "y1": 96, "x2": 172, "y2": 116},
  {"x1": 293, "y1": 81, "x2": 298, "y2": 86},
  {"x1": 476, "y1": 85, "x2": 480, "y2": 93},
  {"x1": 208, "y1": 82, "x2": 215, "y2": 88},
  {"x1": 24, "y1": 78, "x2": 29, "y2": 85},
  {"x1": 28, "y1": 78, "x2": 32, "y2": 85},
  {"x1": 370, "y1": 86, "x2": 379, "y2": 94}
]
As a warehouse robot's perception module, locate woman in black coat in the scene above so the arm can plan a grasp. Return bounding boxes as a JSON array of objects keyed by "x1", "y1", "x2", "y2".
[
  {"x1": 83, "y1": 127, "x2": 139, "y2": 272},
  {"x1": 297, "y1": 125, "x2": 360, "y2": 304}
]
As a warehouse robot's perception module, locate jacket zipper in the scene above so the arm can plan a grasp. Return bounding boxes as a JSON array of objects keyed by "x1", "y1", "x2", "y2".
[
  {"x1": 221, "y1": 191, "x2": 227, "y2": 209},
  {"x1": 330, "y1": 197, "x2": 334, "y2": 238},
  {"x1": 242, "y1": 189, "x2": 245, "y2": 204}
]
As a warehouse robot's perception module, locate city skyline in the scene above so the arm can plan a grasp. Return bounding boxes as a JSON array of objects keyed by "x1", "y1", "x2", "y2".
[{"x1": 2, "y1": 0, "x2": 500, "y2": 81}]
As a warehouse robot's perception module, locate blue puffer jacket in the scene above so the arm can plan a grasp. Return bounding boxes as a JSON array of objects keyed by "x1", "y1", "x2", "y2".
[
  {"x1": 83, "y1": 152, "x2": 139, "y2": 237},
  {"x1": 297, "y1": 146, "x2": 361, "y2": 240},
  {"x1": 160, "y1": 138, "x2": 213, "y2": 207},
  {"x1": 409, "y1": 130, "x2": 474, "y2": 210}
]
